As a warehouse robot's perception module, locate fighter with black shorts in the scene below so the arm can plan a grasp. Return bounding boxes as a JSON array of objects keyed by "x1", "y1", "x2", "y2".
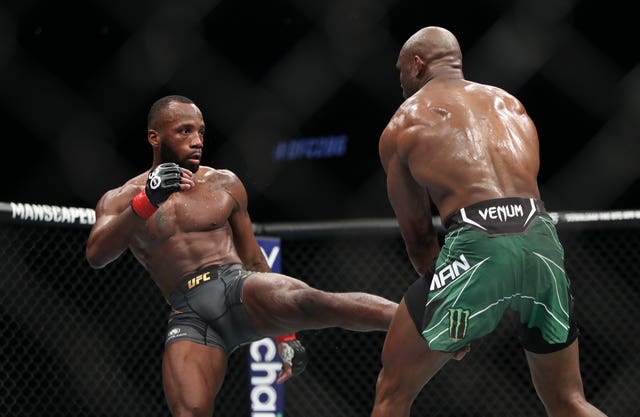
[{"x1": 165, "y1": 263, "x2": 262, "y2": 353}]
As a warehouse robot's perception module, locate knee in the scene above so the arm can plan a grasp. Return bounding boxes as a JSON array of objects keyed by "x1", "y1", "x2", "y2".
[
  {"x1": 374, "y1": 367, "x2": 413, "y2": 404},
  {"x1": 372, "y1": 368, "x2": 415, "y2": 416},
  {"x1": 541, "y1": 392, "x2": 592, "y2": 417},
  {"x1": 168, "y1": 399, "x2": 214, "y2": 417}
]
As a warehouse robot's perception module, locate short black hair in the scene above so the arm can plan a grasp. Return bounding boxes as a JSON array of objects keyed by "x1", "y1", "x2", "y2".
[{"x1": 147, "y1": 95, "x2": 194, "y2": 130}]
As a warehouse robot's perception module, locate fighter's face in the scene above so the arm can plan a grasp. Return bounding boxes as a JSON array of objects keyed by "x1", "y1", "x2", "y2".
[
  {"x1": 397, "y1": 49, "x2": 426, "y2": 100},
  {"x1": 397, "y1": 53, "x2": 414, "y2": 100},
  {"x1": 157, "y1": 102, "x2": 204, "y2": 173},
  {"x1": 159, "y1": 141, "x2": 200, "y2": 172}
]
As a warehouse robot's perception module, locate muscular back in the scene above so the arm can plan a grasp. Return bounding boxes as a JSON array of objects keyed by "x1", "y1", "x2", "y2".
[{"x1": 382, "y1": 78, "x2": 541, "y2": 221}]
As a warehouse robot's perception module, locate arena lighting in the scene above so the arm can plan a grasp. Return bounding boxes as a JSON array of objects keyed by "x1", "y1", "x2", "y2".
[{"x1": 273, "y1": 134, "x2": 348, "y2": 161}]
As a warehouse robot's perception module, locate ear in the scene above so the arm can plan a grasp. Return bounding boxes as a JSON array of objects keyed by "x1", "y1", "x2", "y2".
[
  {"x1": 412, "y1": 55, "x2": 426, "y2": 77},
  {"x1": 148, "y1": 129, "x2": 159, "y2": 148}
]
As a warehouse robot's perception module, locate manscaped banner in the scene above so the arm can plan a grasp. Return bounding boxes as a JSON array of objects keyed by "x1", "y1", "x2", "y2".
[{"x1": 1, "y1": 201, "x2": 95, "y2": 226}]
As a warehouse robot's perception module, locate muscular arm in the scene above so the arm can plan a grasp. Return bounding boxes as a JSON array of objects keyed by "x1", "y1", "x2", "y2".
[
  {"x1": 86, "y1": 186, "x2": 143, "y2": 269},
  {"x1": 86, "y1": 166, "x2": 194, "y2": 270},
  {"x1": 380, "y1": 126, "x2": 440, "y2": 276},
  {"x1": 224, "y1": 172, "x2": 271, "y2": 273}
]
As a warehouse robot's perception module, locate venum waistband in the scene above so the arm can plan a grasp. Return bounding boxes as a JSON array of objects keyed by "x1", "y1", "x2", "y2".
[{"x1": 444, "y1": 197, "x2": 546, "y2": 235}]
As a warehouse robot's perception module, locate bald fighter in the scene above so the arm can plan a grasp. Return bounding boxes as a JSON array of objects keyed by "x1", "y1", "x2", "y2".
[
  {"x1": 86, "y1": 95, "x2": 397, "y2": 417},
  {"x1": 370, "y1": 26, "x2": 608, "y2": 417}
]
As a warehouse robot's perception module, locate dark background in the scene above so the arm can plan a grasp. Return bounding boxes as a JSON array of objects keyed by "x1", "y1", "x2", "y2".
[{"x1": 1, "y1": 0, "x2": 638, "y2": 222}]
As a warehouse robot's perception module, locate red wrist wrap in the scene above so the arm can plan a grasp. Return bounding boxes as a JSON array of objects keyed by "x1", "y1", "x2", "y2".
[
  {"x1": 131, "y1": 191, "x2": 157, "y2": 219},
  {"x1": 274, "y1": 333, "x2": 297, "y2": 343}
]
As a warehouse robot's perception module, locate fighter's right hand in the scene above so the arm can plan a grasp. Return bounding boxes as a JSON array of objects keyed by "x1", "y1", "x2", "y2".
[
  {"x1": 145, "y1": 163, "x2": 184, "y2": 205},
  {"x1": 131, "y1": 163, "x2": 191, "y2": 219}
]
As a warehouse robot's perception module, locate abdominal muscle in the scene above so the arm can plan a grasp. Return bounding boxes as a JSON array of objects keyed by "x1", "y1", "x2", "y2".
[{"x1": 130, "y1": 224, "x2": 243, "y2": 299}]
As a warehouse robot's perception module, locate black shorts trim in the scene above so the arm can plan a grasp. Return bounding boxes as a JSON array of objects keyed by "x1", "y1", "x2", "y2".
[
  {"x1": 444, "y1": 197, "x2": 546, "y2": 235},
  {"x1": 517, "y1": 294, "x2": 580, "y2": 354},
  {"x1": 404, "y1": 264, "x2": 436, "y2": 341}
]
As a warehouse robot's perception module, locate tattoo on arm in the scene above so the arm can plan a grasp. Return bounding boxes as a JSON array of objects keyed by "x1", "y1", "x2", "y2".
[
  {"x1": 206, "y1": 177, "x2": 234, "y2": 193},
  {"x1": 207, "y1": 175, "x2": 241, "y2": 211}
]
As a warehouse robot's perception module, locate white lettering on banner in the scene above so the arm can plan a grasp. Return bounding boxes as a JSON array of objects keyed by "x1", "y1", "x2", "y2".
[
  {"x1": 430, "y1": 254, "x2": 471, "y2": 290},
  {"x1": 251, "y1": 385, "x2": 278, "y2": 416},
  {"x1": 251, "y1": 385, "x2": 277, "y2": 413},
  {"x1": 10, "y1": 202, "x2": 96, "y2": 225},
  {"x1": 249, "y1": 338, "x2": 280, "y2": 416},
  {"x1": 478, "y1": 204, "x2": 523, "y2": 222},
  {"x1": 249, "y1": 338, "x2": 277, "y2": 362},
  {"x1": 251, "y1": 362, "x2": 281, "y2": 385},
  {"x1": 260, "y1": 246, "x2": 281, "y2": 269}
]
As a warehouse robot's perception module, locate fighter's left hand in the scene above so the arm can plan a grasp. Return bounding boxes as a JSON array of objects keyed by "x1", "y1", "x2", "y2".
[
  {"x1": 276, "y1": 339, "x2": 308, "y2": 384},
  {"x1": 451, "y1": 344, "x2": 471, "y2": 361}
]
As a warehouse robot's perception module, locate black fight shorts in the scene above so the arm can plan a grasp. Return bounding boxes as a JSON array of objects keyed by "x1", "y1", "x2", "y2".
[{"x1": 165, "y1": 263, "x2": 264, "y2": 353}]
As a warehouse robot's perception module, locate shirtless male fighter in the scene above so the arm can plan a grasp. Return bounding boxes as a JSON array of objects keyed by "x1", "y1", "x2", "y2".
[
  {"x1": 86, "y1": 94, "x2": 397, "y2": 417},
  {"x1": 370, "y1": 26, "x2": 608, "y2": 417}
]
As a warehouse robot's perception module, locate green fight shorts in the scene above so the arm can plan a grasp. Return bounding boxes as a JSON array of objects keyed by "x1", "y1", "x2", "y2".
[{"x1": 405, "y1": 197, "x2": 579, "y2": 354}]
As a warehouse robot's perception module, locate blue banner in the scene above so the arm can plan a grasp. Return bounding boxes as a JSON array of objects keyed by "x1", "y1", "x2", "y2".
[{"x1": 248, "y1": 237, "x2": 285, "y2": 417}]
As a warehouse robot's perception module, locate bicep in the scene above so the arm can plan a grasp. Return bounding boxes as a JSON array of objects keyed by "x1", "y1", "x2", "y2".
[
  {"x1": 226, "y1": 177, "x2": 270, "y2": 271},
  {"x1": 85, "y1": 189, "x2": 137, "y2": 268},
  {"x1": 385, "y1": 156, "x2": 435, "y2": 245},
  {"x1": 230, "y1": 209, "x2": 269, "y2": 271},
  {"x1": 89, "y1": 190, "x2": 131, "y2": 235}
]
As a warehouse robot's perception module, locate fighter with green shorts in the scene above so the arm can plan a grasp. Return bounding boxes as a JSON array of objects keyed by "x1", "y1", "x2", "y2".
[{"x1": 405, "y1": 197, "x2": 579, "y2": 354}]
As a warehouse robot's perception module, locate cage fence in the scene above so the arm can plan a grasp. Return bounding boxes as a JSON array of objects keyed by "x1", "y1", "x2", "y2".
[{"x1": 0, "y1": 202, "x2": 638, "y2": 417}]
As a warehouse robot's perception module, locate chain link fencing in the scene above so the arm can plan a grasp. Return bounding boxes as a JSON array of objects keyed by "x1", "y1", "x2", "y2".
[{"x1": 0, "y1": 206, "x2": 637, "y2": 417}]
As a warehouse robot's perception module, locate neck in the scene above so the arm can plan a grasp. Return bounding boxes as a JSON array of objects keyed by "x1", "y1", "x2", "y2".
[{"x1": 431, "y1": 67, "x2": 463, "y2": 80}]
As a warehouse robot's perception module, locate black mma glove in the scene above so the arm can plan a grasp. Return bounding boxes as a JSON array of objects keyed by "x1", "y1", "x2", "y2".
[
  {"x1": 276, "y1": 333, "x2": 308, "y2": 377},
  {"x1": 131, "y1": 162, "x2": 183, "y2": 219},
  {"x1": 145, "y1": 163, "x2": 182, "y2": 205}
]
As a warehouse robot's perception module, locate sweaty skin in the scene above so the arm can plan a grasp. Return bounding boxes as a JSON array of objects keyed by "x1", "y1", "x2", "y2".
[
  {"x1": 382, "y1": 81, "x2": 541, "y2": 219},
  {"x1": 86, "y1": 101, "x2": 265, "y2": 298},
  {"x1": 86, "y1": 96, "x2": 398, "y2": 417},
  {"x1": 371, "y1": 26, "x2": 608, "y2": 417},
  {"x1": 379, "y1": 30, "x2": 540, "y2": 276},
  {"x1": 90, "y1": 166, "x2": 263, "y2": 299}
]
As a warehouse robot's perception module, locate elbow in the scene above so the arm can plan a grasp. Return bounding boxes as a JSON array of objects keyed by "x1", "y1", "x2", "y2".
[
  {"x1": 85, "y1": 245, "x2": 107, "y2": 269},
  {"x1": 406, "y1": 243, "x2": 440, "y2": 276},
  {"x1": 85, "y1": 254, "x2": 103, "y2": 270}
]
